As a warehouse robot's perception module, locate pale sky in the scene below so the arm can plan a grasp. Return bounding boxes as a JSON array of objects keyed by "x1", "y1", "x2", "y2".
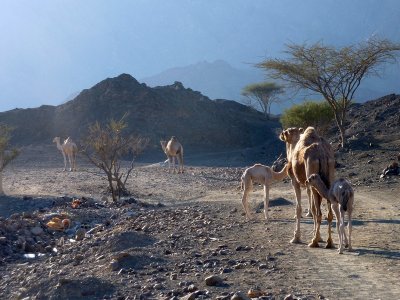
[{"x1": 1, "y1": 0, "x2": 399, "y2": 112}]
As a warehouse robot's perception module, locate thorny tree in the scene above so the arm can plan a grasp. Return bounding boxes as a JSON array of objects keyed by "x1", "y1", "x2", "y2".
[
  {"x1": 0, "y1": 124, "x2": 19, "y2": 195},
  {"x1": 81, "y1": 117, "x2": 149, "y2": 201},
  {"x1": 241, "y1": 82, "x2": 284, "y2": 119},
  {"x1": 257, "y1": 38, "x2": 400, "y2": 147}
]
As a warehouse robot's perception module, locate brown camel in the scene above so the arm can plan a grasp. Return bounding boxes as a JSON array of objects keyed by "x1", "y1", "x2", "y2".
[
  {"x1": 240, "y1": 163, "x2": 288, "y2": 221},
  {"x1": 306, "y1": 174, "x2": 354, "y2": 254},
  {"x1": 160, "y1": 136, "x2": 184, "y2": 173},
  {"x1": 279, "y1": 127, "x2": 335, "y2": 247},
  {"x1": 53, "y1": 137, "x2": 78, "y2": 171}
]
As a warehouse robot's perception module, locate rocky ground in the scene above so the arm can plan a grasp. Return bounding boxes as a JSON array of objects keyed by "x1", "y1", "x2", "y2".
[{"x1": 0, "y1": 142, "x2": 399, "y2": 300}]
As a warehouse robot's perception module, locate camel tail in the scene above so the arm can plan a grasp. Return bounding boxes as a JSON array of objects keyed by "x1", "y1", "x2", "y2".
[{"x1": 341, "y1": 185, "x2": 353, "y2": 212}]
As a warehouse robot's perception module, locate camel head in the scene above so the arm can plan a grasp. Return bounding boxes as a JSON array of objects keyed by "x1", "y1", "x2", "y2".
[
  {"x1": 160, "y1": 140, "x2": 167, "y2": 152},
  {"x1": 279, "y1": 127, "x2": 304, "y2": 144},
  {"x1": 305, "y1": 173, "x2": 320, "y2": 186}
]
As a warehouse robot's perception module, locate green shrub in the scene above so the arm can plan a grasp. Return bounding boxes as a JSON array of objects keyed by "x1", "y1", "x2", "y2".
[{"x1": 280, "y1": 101, "x2": 334, "y2": 133}]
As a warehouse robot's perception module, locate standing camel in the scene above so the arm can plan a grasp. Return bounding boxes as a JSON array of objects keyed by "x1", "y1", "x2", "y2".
[
  {"x1": 306, "y1": 174, "x2": 354, "y2": 254},
  {"x1": 279, "y1": 127, "x2": 335, "y2": 247},
  {"x1": 160, "y1": 136, "x2": 184, "y2": 173},
  {"x1": 53, "y1": 137, "x2": 78, "y2": 171},
  {"x1": 240, "y1": 163, "x2": 288, "y2": 221}
]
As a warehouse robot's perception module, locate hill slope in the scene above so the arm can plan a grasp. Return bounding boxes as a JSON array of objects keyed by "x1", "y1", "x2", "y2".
[{"x1": 0, "y1": 74, "x2": 282, "y2": 163}]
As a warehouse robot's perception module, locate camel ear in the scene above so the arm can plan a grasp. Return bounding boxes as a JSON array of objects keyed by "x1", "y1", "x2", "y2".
[
  {"x1": 299, "y1": 128, "x2": 304, "y2": 133},
  {"x1": 279, "y1": 132, "x2": 285, "y2": 141}
]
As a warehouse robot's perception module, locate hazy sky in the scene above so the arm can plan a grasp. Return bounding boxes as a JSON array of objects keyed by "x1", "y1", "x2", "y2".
[{"x1": 1, "y1": 0, "x2": 399, "y2": 112}]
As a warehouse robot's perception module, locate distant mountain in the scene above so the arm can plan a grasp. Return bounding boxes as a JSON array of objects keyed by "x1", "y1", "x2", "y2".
[
  {"x1": 141, "y1": 60, "x2": 264, "y2": 104},
  {"x1": 0, "y1": 74, "x2": 282, "y2": 162}
]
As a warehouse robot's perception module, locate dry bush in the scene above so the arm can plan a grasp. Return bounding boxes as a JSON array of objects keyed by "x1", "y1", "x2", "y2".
[{"x1": 81, "y1": 116, "x2": 149, "y2": 201}]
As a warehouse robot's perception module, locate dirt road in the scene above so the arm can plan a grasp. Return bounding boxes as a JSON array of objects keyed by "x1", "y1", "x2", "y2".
[{"x1": 1, "y1": 154, "x2": 400, "y2": 299}]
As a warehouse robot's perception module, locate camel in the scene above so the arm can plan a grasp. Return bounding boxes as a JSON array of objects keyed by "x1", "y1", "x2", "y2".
[
  {"x1": 240, "y1": 163, "x2": 288, "y2": 221},
  {"x1": 306, "y1": 174, "x2": 354, "y2": 254},
  {"x1": 53, "y1": 137, "x2": 78, "y2": 171},
  {"x1": 160, "y1": 136, "x2": 184, "y2": 173},
  {"x1": 279, "y1": 127, "x2": 335, "y2": 247}
]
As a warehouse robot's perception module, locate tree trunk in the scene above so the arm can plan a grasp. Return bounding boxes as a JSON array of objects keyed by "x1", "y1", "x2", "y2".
[
  {"x1": 338, "y1": 122, "x2": 346, "y2": 148},
  {"x1": 106, "y1": 173, "x2": 117, "y2": 202},
  {"x1": 333, "y1": 109, "x2": 347, "y2": 148}
]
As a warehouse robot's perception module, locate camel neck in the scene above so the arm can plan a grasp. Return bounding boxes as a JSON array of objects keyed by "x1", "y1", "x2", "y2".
[
  {"x1": 313, "y1": 180, "x2": 330, "y2": 199},
  {"x1": 272, "y1": 165, "x2": 287, "y2": 181}
]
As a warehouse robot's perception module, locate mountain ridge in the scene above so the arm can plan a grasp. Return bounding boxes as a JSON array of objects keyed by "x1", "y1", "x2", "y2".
[{"x1": 0, "y1": 74, "x2": 282, "y2": 163}]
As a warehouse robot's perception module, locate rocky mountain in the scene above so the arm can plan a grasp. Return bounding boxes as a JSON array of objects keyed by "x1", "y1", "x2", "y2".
[
  {"x1": 0, "y1": 74, "x2": 281, "y2": 162},
  {"x1": 141, "y1": 60, "x2": 264, "y2": 104}
]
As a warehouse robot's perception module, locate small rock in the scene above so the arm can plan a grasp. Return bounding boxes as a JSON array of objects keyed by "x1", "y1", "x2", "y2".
[
  {"x1": 284, "y1": 294, "x2": 294, "y2": 300},
  {"x1": 258, "y1": 264, "x2": 268, "y2": 270},
  {"x1": 205, "y1": 275, "x2": 223, "y2": 286},
  {"x1": 231, "y1": 291, "x2": 250, "y2": 300},
  {"x1": 181, "y1": 292, "x2": 196, "y2": 300},
  {"x1": 75, "y1": 228, "x2": 86, "y2": 241},
  {"x1": 109, "y1": 260, "x2": 119, "y2": 271},
  {"x1": 30, "y1": 226, "x2": 44, "y2": 236}
]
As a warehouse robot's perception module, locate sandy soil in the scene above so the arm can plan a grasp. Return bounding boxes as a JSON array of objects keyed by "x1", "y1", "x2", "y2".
[{"x1": 0, "y1": 147, "x2": 399, "y2": 299}]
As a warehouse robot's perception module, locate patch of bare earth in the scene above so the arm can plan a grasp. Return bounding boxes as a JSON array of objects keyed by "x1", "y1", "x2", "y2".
[{"x1": 0, "y1": 147, "x2": 399, "y2": 299}]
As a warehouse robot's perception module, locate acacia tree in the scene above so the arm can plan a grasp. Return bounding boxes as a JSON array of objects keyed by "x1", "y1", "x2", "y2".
[
  {"x1": 257, "y1": 38, "x2": 400, "y2": 147},
  {"x1": 241, "y1": 82, "x2": 284, "y2": 118},
  {"x1": 81, "y1": 116, "x2": 149, "y2": 201},
  {"x1": 0, "y1": 124, "x2": 19, "y2": 195}
]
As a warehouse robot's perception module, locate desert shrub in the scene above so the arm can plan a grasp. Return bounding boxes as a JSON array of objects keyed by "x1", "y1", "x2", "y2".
[
  {"x1": 0, "y1": 124, "x2": 19, "y2": 194},
  {"x1": 81, "y1": 116, "x2": 149, "y2": 201},
  {"x1": 280, "y1": 101, "x2": 334, "y2": 134}
]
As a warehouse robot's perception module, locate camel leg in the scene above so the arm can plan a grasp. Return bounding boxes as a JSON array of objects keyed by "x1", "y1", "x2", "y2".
[
  {"x1": 168, "y1": 157, "x2": 172, "y2": 173},
  {"x1": 305, "y1": 187, "x2": 313, "y2": 217},
  {"x1": 347, "y1": 212, "x2": 353, "y2": 251},
  {"x1": 325, "y1": 203, "x2": 334, "y2": 248},
  {"x1": 311, "y1": 196, "x2": 318, "y2": 239},
  {"x1": 290, "y1": 180, "x2": 302, "y2": 244},
  {"x1": 67, "y1": 154, "x2": 73, "y2": 172},
  {"x1": 72, "y1": 152, "x2": 77, "y2": 171},
  {"x1": 178, "y1": 152, "x2": 184, "y2": 173},
  {"x1": 309, "y1": 190, "x2": 322, "y2": 248},
  {"x1": 178, "y1": 153, "x2": 183, "y2": 174},
  {"x1": 331, "y1": 203, "x2": 342, "y2": 253},
  {"x1": 62, "y1": 151, "x2": 67, "y2": 171},
  {"x1": 340, "y1": 211, "x2": 349, "y2": 248},
  {"x1": 172, "y1": 156, "x2": 177, "y2": 173},
  {"x1": 338, "y1": 214, "x2": 345, "y2": 254},
  {"x1": 241, "y1": 185, "x2": 252, "y2": 220},
  {"x1": 263, "y1": 184, "x2": 270, "y2": 222}
]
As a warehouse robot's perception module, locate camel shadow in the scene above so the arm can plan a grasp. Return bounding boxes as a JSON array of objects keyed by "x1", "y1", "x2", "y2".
[
  {"x1": 355, "y1": 247, "x2": 400, "y2": 260},
  {"x1": 357, "y1": 218, "x2": 400, "y2": 225}
]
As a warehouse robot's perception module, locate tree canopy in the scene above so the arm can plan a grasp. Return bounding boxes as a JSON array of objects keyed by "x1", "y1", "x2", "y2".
[
  {"x1": 241, "y1": 82, "x2": 283, "y2": 118},
  {"x1": 257, "y1": 38, "x2": 400, "y2": 147}
]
